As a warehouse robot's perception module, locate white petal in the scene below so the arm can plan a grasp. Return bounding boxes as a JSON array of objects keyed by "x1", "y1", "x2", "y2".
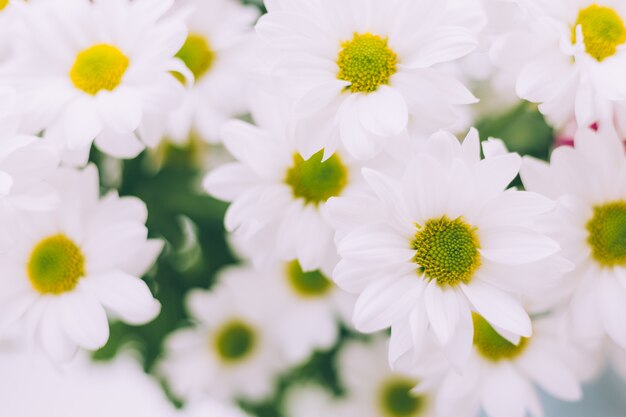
[
  {"x1": 58, "y1": 288, "x2": 110, "y2": 350},
  {"x1": 97, "y1": 88, "x2": 142, "y2": 133},
  {"x1": 84, "y1": 270, "x2": 160, "y2": 325},
  {"x1": 63, "y1": 98, "x2": 102, "y2": 150},
  {"x1": 461, "y1": 280, "x2": 532, "y2": 337},
  {"x1": 84, "y1": 223, "x2": 148, "y2": 272},
  {"x1": 424, "y1": 281, "x2": 459, "y2": 345},
  {"x1": 358, "y1": 86, "x2": 408, "y2": 137},
  {"x1": 482, "y1": 364, "x2": 531, "y2": 417},
  {"x1": 94, "y1": 129, "x2": 145, "y2": 159},
  {"x1": 479, "y1": 227, "x2": 560, "y2": 265},
  {"x1": 338, "y1": 223, "x2": 414, "y2": 265},
  {"x1": 39, "y1": 302, "x2": 79, "y2": 362}
]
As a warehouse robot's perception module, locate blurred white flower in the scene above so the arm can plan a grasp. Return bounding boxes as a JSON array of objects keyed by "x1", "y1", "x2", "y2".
[
  {"x1": 327, "y1": 129, "x2": 569, "y2": 370},
  {"x1": 0, "y1": 350, "x2": 177, "y2": 417},
  {"x1": 417, "y1": 314, "x2": 596, "y2": 417},
  {"x1": 521, "y1": 127, "x2": 626, "y2": 349},
  {"x1": 337, "y1": 336, "x2": 439, "y2": 417},
  {"x1": 0, "y1": 165, "x2": 162, "y2": 362},
  {"x1": 159, "y1": 268, "x2": 288, "y2": 402},
  {"x1": 256, "y1": 0, "x2": 478, "y2": 160},
  {"x1": 165, "y1": 0, "x2": 259, "y2": 144},
  {"x1": 6, "y1": 0, "x2": 189, "y2": 165},
  {"x1": 491, "y1": 0, "x2": 626, "y2": 129},
  {"x1": 283, "y1": 383, "x2": 345, "y2": 417}
]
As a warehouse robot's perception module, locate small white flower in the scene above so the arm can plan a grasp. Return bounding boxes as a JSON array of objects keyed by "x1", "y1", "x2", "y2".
[
  {"x1": 159, "y1": 268, "x2": 288, "y2": 402},
  {"x1": 7, "y1": 0, "x2": 189, "y2": 165},
  {"x1": 166, "y1": 0, "x2": 259, "y2": 144},
  {"x1": 204, "y1": 91, "x2": 368, "y2": 274},
  {"x1": 0, "y1": 165, "x2": 163, "y2": 362},
  {"x1": 327, "y1": 129, "x2": 568, "y2": 369},
  {"x1": 283, "y1": 383, "x2": 345, "y2": 417},
  {"x1": 338, "y1": 336, "x2": 439, "y2": 417},
  {"x1": 256, "y1": 0, "x2": 478, "y2": 160},
  {"x1": 491, "y1": 0, "x2": 626, "y2": 129},
  {"x1": 521, "y1": 127, "x2": 626, "y2": 348},
  {"x1": 418, "y1": 314, "x2": 594, "y2": 417}
]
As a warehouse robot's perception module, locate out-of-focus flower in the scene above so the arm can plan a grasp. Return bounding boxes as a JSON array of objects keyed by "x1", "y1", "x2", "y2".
[
  {"x1": 0, "y1": 165, "x2": 162, "y2": 362},
  {"x1": 166, "y1": 0, "x2": 259, "y2": 144},
  {"x1": 159, "y1": 268, "x2": 288, "y2": 402},
  {"x1": 6, "y1": 0, "x2": 190, "y2": 165},
  {"x1": 283, "y1": 383, "x2": 345, "y2": 417},
  {"x1": 256, "y1": 0, "x2": 478, "y2": 160}
]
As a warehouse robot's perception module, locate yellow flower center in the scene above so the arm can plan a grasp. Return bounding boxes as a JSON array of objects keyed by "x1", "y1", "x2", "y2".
[
  {"x1": 213, "y1": 320, "x2": 257, "y2": 364},
  {"x1": 411, "y1": 216, "x2": 481, "y2": 287},
  {"x1": 337, "y1": 32, "x2": 398, "y2": 93},
  {"x1": 174, "y1": 33, "x2": 215, "y2": 83},
  {"x1": 285, "y1": 261, "x2": 333, "y2": 298},
  {"x1": 28, "y1": 234, "x2": 86, "y2": 295},
  {"x1": 378, "y1": 377, "x2": 425, "y2": 417},
  {"x1": 586, "y1": 200, "x2": 626, "y2": 268},
  {"x1": 70, "y1": 44, "x2": 130, "y2": 95},
  {"x1": 285, "y1": 150, "x2": 348, "y2": 206},
  {"x1": 472, "y1": 313, "x2": 529, "y2": 362},
  {"x1": 0, "y1": 0, "x2": 9, "y2": 11},
  {"x1": 572, "y1": 4, "x2": 626, "y2": 61}
]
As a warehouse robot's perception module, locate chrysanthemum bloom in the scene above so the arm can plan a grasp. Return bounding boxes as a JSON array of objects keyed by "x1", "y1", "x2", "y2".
[
  {"x1": 204, "y1": 92, "x2": 370, "y2": 273},
  {"x1": 159, "y1": 269, "x2": 288, "y2": 402},
  {"x1": 491, "y1": 0, "x2": 626, "y2": 129},
  {"x1": 7, "y1": 0, "x2": 189, "y2": 165},
  {"x1": 166, "y1": 0, "x2": 259, "y2": 144},
  {"x1": 327, "y1": 129, "x2": 568, "y2": 369},
  {"x1": 0, "y1": 165, "x2": 162, "y2": 362},
  {"x1": 338, "y1": 336, "x2": 441, "y2": 417},
  {"x1": 256, "y1": 0, "x2": 479, "y2": 160},
  {"x1": 521, "y1": 127, "x2": 626, "y2": 348},
  {"x1": 414, "y1": 315, "x2": 594, "y2": 417}
]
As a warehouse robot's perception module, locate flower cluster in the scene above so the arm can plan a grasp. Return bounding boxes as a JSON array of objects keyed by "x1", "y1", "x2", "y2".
[{"x1": 1, "y1": 0, "x2": 626, "y2": 416}]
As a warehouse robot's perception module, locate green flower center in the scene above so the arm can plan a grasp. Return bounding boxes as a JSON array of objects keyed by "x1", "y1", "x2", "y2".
[
  {"x1": 411, "y1": 216, "x2": 481, "y2": 287},
  {"x1": 337, "y1": 32, "x2": 398, "y2": 93},
  {"x1": 572, "y1": 4, "x2": 626, "y2": 61},
  {"x1": 285, "y1": 150, "x2": 348, "y2": 206},
  {"x1": 285, "y1": 260, "x2": 333, "y2": 298},
  {"x1": 174, "y1": 33, "x2": 215, "y2": 83},
  {"x1": 213, "y1": 320, "x2": 257, "y2": 364},
  {"x1": 70, "y1": 44, "x2": 129, "y2": 95},
  {"x1": 586, "y1": 201, "x2": 626, "y2": 268},
  {"x1": 378, "y1": 378, "x2": 425, "y2": 417},
  {"x1": 28, "y1": 234, "x2": 86, "y2": 295},
  {"x1": 472, "y1": 313, "x2": 528, "y2": 362}
]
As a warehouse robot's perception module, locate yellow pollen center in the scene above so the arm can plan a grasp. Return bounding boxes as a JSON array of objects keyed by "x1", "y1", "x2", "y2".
[
  {"x1": 586, "y1": 200, "x2": 626, "y2": 267},
  {"x1": 70, "y1": 44, "x2": 129, "y2": 95},
  {"x1": 213, "y1": 320, "x2": 257, "y2": 364},
  {"x1": 378, "y1": 378, "x2": 425, "y2": 417},
  {"x1": 472, "y1": 313, "x2": 529, "y2": 362},
  {"x1": 27, "y1": 234, "x2": 86, "y2": 295},
  {"x1": 0, "y1": 0, "x2": 9, "y2": 11},
  {"x1": 572, "y1": 4, "x2": 626, "y2": 61},
  {"x1": 174, "y1": 33, "x2": 215, "y2": 83},
  {"x1": 337, "y1": 32, "x2": 398, "y2": 93}
]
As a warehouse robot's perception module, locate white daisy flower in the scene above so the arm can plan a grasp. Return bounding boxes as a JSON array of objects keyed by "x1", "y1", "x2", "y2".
[
  {"x1": 327, "y1": 129, "x2": 568, "y2": 369},
  {"x1": 204, "y1": 90, "x2": 369, "y2": 274},
  {"x1": 0, "y1": 165, "x2": 163, "y2": 362},
  {"x1": 7, "y1": 0, "x2": 189, "y2": 165},
  {"x1": 166, "y1": 0, "x2": 259, "y2": 144},
  {"x1": 159, "y1": 268, "x2": 288, "y2": 402},
  {"x1": 420, "y1": 314, "x2": 593, "y2": 417},
  {"x1": 255, "y1": 0, "x2": 479, "y2": 160},
  {"x1": 222, "y1": 261, "x2": 352, "y2": 365},
  {"x1": 521, "y1": 126, "x2": 626, "y2": 348},
  {"x1": 337, "y1": 336, "x2": 440, "y2": 417},
  {"x1": 491, "y1": 0, "x2": 626, "y2": 129}
]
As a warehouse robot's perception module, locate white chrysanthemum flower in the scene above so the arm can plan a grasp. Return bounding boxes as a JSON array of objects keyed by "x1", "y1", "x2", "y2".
[
  {"x1": 338, "y1": 336, "x2": 440, "y2": 417},
  {"x1": 491, "y1": 0, "x2": 626, "y2": 129},
  {"x1": 159, "y1": 269, "x2": 288, "y2": 402},
  {"x1": 283, "y1": 383, "x2": 345, "y2": 417},
  {"x1": 204, "y1": 95, "x2": 369, "y2": 274},
  {"x1": 165, "y1": 0, "x2": 259, "y2": 144},
  {"x1": 521, "y1": 127, "x2": 626, "y2": 348},
  {"x1": 0, "y1": 351, "x2": 178, "y2": 417},
  {"x1": 7, "y1": 0, "x2": 189, "y2": 165},
  {"x1": 221, "y1": 261, "x2": 352, "y2": 365},
  {"x1": 417, "y1": 315, "x2": 595, "y2": 417},
  {"x1": 327, "y1": 129, "x2": 569, "y2": 369},
  {"x1": 0, "y1": 165, "x2": 163, "y2": 362},
  {"x1": 255, "y1": 0, "x2": 479, "y2": 160}
]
